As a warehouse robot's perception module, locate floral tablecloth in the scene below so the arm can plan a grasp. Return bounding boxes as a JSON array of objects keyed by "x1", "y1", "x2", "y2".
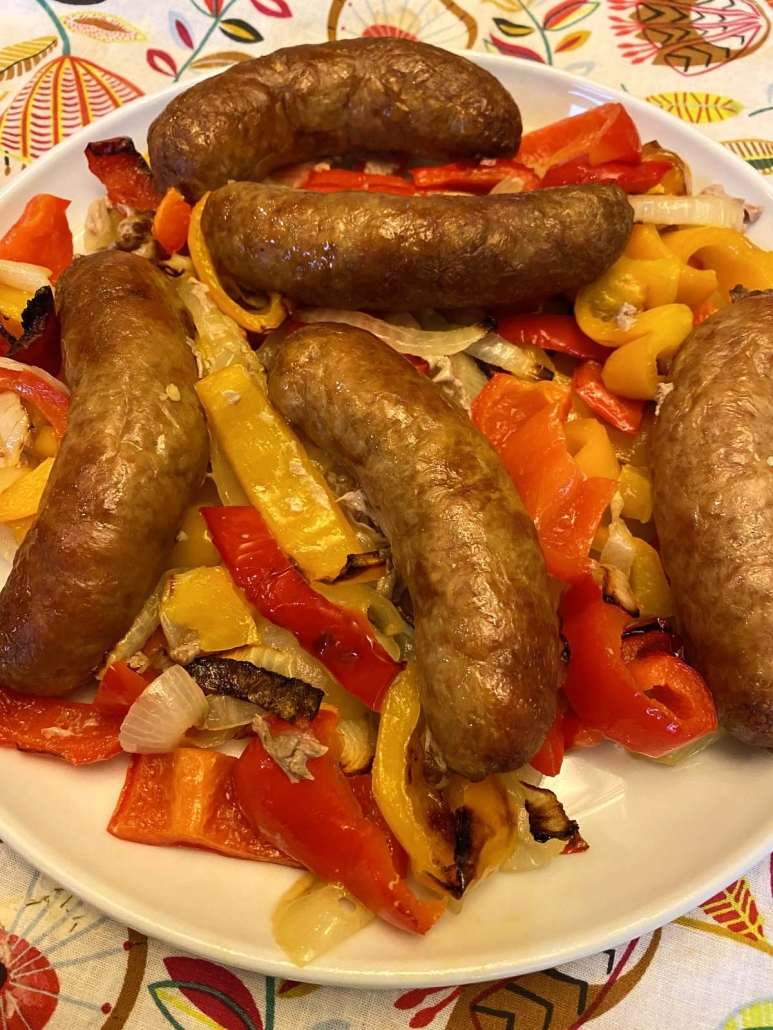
[{"x1": 1, "y1": 1, "x2": 773, "y2": 1028}]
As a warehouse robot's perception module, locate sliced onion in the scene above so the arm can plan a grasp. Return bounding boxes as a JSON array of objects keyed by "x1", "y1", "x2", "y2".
[
  {"x1": 599, "y1": 498, "x2": 636, "y2": 578},
  {"x1": 273, "y1": 873, "x2": 375, "y2": 966},
  {"x1": 0, "y1": 356, "x2": 69, "y2": 397},
  {"x1": 177, "y1": 276, "x2": 264, "y2": 378},
  {"x1": 100, "y1": 572, "x2": 170, "y2": 676},
  {"x1": 209, "y1": 432, "x2": 250, "y2": 506},
  {"x1": 466, "y1": 334, "x2": 552, "y2": 380},
  {"x1": 629, "y1": 194, "x2": 744, "y2": 232},
  {"x1": 500, "y1": 775, "x2": 566, "y2": 873},
  {"x1": 295, "y1": 308, "x2": 488, "y2": 356},
  {"x1": 202, "y1": 694, "x2": 260, "y2": 731},
  {"x1": 448, "y1": 352, "x2": 488, "y2": 407},
  {"x1": 119, "y1": 665, "x2": 209, "y2": 754},
  {"x1": 0, "y1": 259, "x2": 51, "y2": 293}
]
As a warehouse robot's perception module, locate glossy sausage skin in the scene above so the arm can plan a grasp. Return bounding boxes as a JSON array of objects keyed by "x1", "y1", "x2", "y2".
[
  {"x1": 203, "y1": 181, "x2": 633, "y2": 312},
  {"x1": 268, "y1": 323, "x2": 559, "y2": 781},
  {"x1": 148, "y1": 38, "x2": 522, "y2": 202},
  {"x1": 651, "y1": 296, "x2": 773, "y2": 747},
  {"x1": 0, "y1": 252, "x2": 208, "y2": 696}
]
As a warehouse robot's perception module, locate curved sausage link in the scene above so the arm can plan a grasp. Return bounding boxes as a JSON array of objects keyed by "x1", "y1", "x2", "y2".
[
  {"x1": 268, "y1": 323, "x2": 559, "y2": 781},
  {"x1": 148, "y1": 38, "x2": 522, "y2": 202},
  {"x1": 0, "y1": 251, "x2": 208, "y2": 696},
  {"x1": 652, "y1": 295, "x2": 773, "y2": 747}
]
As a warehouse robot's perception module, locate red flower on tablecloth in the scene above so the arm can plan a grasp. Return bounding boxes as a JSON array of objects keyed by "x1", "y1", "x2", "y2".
[
  {"x1": 0, "y1": 928, "x2": 59, "y2": 1030},
  {"x1": 148, "y1": 956, "x2": 265, "y2": 1029},
  {"x1": 328, "y1": 0, "x2": 477, "y2": 49},
  {"x1": 0, "y1": 55, "x2": 143, "y2": 162},
  {"x1": 609, "y1": 0, "x2": 771, "y2": 75}
]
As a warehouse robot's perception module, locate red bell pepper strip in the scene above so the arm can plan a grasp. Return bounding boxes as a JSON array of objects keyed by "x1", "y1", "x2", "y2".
[
  {"x1": 517, "y1": 103, "x2": 641, "y2": 174},
  {"x1": 572, "y1": 360, "x2": 645, "y2": 435},
  {"x1": 303, "y1": 169, "x2": 416, "y2": 196},
  {"x1": 0, "y1": 686, "x2": 122, "y2": 764},
  {"x1": 108, "y1": 749, "x2": 301, "y2": 867},
  {"x1": 233, "y1": 709, "x2": 445, "y2": 934},
  {"x1": 93, "y1": 661, "x2": 149, "y2": 715},
  {"x1": 410, "y1": 159, "x2": 541, "y2": 194},
  {"x1": 472, "y1": 375, "x2": 617, "y2": 583},
  {"x1": 348, "y1": 772, "x2": 409, "y2": 878},
  {"x1": 0, "y1": 365, "x2": 69, "y2": 438},
  {"x1": 404, "y1": 353, "x2": 430, "y2": 375},
  {"x1": 495, "y1": 313, "x2": 609, "y2": 362},
  {"x1": 530, "y1": 696, "x2": 604, "y2": 777},
  {"x1": 541, "y1": 157, "x2": 672, "y2": 194},
  {"x1": 85, "y1": 137, "x2": 163, "y2": 211},
  {"x1": 202, "y1": 506, "x2": 403, "y2": 711},
  {"x1": 620, "y1": 619, "x2": 683, "y2": 663},
  {"x1": 561, "y1": 708, "x2": 603, "y2": 751},
  {"x1": 0, "y1": 286, "x2": 61, "y2": 376},
  {"x1": 0, "y1": 194, "x2": 73, "y2": 281},
  {"x1": 560, "y1": 575, "x2": 717, "y2": 757}
]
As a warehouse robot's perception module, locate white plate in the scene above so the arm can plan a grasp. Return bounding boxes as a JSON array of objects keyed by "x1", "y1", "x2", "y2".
[{"x1": 1, "y1": 54, "x2": 773, "y2": 990}]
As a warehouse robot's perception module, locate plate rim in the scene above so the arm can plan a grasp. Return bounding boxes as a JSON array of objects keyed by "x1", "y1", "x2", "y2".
[{"x1": 1, "y1": 51, "x2": 773, "y2": 989}]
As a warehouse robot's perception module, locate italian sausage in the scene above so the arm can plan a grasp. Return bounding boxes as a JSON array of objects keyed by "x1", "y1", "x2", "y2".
[
  {"x1": 202, "y1": 181, "x2": 633, "y2": 312},
  {"x1": 268, "y1": 323, "x2": 559, "y2": 781},
  {"x1": 651, "y1": 295, "x2": 773, "y2": 747},
  {"x1": 148, "y1": 38, "x2": 522, "y2": 202},
  {"x1": 0, "y1": 251, "x2": 208, "y2": 696}
]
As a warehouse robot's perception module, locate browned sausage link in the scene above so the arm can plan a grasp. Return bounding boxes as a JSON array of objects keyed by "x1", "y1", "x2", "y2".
[
  {"x1": 651, "y1": 296, "x2": 773, "y2": 747},
  {"x1": 148, "y1": 38, "x2": 522, "y2": 203},
  {"x1": 202, "y1": 182, "x2": 633, "y2": 312},
  {"x1": 0, "y1": 252, "x2": 208, "y2": 696},
  {"x1": 268, "y1": 324, "x2": 559, "y2": 781}
]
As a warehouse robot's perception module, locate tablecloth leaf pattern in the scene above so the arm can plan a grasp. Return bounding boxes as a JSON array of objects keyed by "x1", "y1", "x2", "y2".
[{"x1": 1, "y1": 0, "x2": 773, "y2": 1027}]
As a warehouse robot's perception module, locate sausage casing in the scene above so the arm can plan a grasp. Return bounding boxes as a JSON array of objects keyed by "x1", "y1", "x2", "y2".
[
  {"x1": 268, "y1": 323, "x2": 559, "y2": 781},
  {"x1": 651, "y1": 296, "x2": 773, "y2": 747},
  {"x1": 0, "y1": 251, "x2": 208, "y2": 696},
  {"x1": 148, "y1": 39, "x2": 522, "y2": 202},
  {"x1": 202, "y1": 181, "x2": 632, "y2": 312}
]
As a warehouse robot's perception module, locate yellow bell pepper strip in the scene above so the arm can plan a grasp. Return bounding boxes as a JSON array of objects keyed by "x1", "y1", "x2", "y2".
[
  {"x1": 203, "y1": 505, "x2": 403, "y2": 711},
  {"x1": 196, "y1": 364, "x2": 361, "y2": 582},
  {"x1": 159, "y1": 565, "x2": 260, "y2": 661},
  {"x1": 622, "y1": 225, "x2": 717, "y2": 310},
  {"x1": 188, "y1": 194, "x2": 287, "y2": 332},
  {"x1": 619, "y1": 464, "x2": 652, "y2": 523},
  {"x1": 0, "y1": 457, "x2": 53, "y2": 522},
  {"x1": 373, "y1": 663, "x2": 518, "y2": 896},
  {"x1": 600, "y1": 304, "x2": 694, "y2": 400},
  {"x1": 661, "y1": 227, "x2": 773, "y2": 301},
  {"x1": 564, "y1": 418, "x2": 621, "y2": 481},
  {"x1": 0, "y1": 283, "x2": 31, "y2": 327},
  {"x1": 630, "y1": 538, "x2": 673, "y2": 619},
  {"x1": 6, "y1": 515, "x2": 34, "y2": 543}
]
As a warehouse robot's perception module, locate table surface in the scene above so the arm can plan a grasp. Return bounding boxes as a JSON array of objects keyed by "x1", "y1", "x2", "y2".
[{"x1": 2, "y1": 1, "x2": 773, "y2": 1027}]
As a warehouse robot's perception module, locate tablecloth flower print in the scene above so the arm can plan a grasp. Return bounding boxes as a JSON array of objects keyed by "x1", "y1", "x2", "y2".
[{"x1": 1, "y1": 1, "x2": 773, "y2": 1027}]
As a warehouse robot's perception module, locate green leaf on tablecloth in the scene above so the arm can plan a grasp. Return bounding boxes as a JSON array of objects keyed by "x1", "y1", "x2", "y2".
[
  {"x1": 219, "y1": 19, "x2": 264, "y2": 44},
  {"x1": 722, "y1": 138, "x2": 773, "y2": 175},
  {"x1": 149, "y1": 979, "x2": 262, "y2": 1030},
  {"x1": 543, "y1": 1, "x2": 599, "y2": 31},
  {"x1": 646, "y1": 91, "x2": 743, "y2": 124},
  {"x1": 190, "y1": 51, "x2": 253, "y2": 71},
  {"x1": 62, "y1": 13, "x2": 145, "y2": 43},
  {"x1": 493, "y1": 18, "x2": 534, "y2": 38},
  {"x1": 0, "y1": 37, "x2": 57, "y2": 82}
]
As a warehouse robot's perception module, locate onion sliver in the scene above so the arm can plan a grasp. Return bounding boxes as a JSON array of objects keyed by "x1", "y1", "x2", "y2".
[
  {"x1": 466, "y1": 334, "x2": 550, "y2": 380},
  {"x1": 119, "y1": 665, "x2": 208, "y2": 754},
  {"x1": 629, "y1": 194, "x2": 744, "y2": 232},
  {"x1": 203, "y1": 694, "x2": 260, "y2": 731},
  {"x1": 0, "y1": 259, "x2": 51, "y2": 294},
  {"x1": 273, "y1": 873, "x2": 375, "y2": 966},
  {"x1": 295, "y1": 308, "x2": 488, "y2": 356}
]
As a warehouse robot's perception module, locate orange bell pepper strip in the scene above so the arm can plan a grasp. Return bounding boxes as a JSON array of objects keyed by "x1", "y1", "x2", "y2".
[
  {"x1": 572, "y1": 360, "x2": 645, "y2": 435},
  {"x1": 410, "y1": 159, "x2": 541, "y2": 194},
  {"x1": 233, "y1": 708, "x2": 446, "y2": 935},
  {"x1": 472, "y1": 375, "x2": 617, "y2": 583},
  {"x1": 152, "y1": 187, "x2": 192, "y2": 255},
  {"x1": 0, "y1": 686, "x2": 123, "y2": 764},
  {"x1": 517, "y1": 103, "x2": 641, "y2": 174},
  {"x1": 0, "y1": 194, "x2": 73, "y2": 281},
  {"x1": 108, "y1": 749, "x2": 301, "y2": 867},
  {"x1": 93, "y1": 661, "x2": 149, "y2": 715},
  {"x1": 202, "y1": 505, "x2": 403, "y2": 711},
  {"x1": 303, "y1": 168, "x2": 417, "y2": 195},
  {"x1": 0, "y1": 365, "x2": 69, "y2": 438}
]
